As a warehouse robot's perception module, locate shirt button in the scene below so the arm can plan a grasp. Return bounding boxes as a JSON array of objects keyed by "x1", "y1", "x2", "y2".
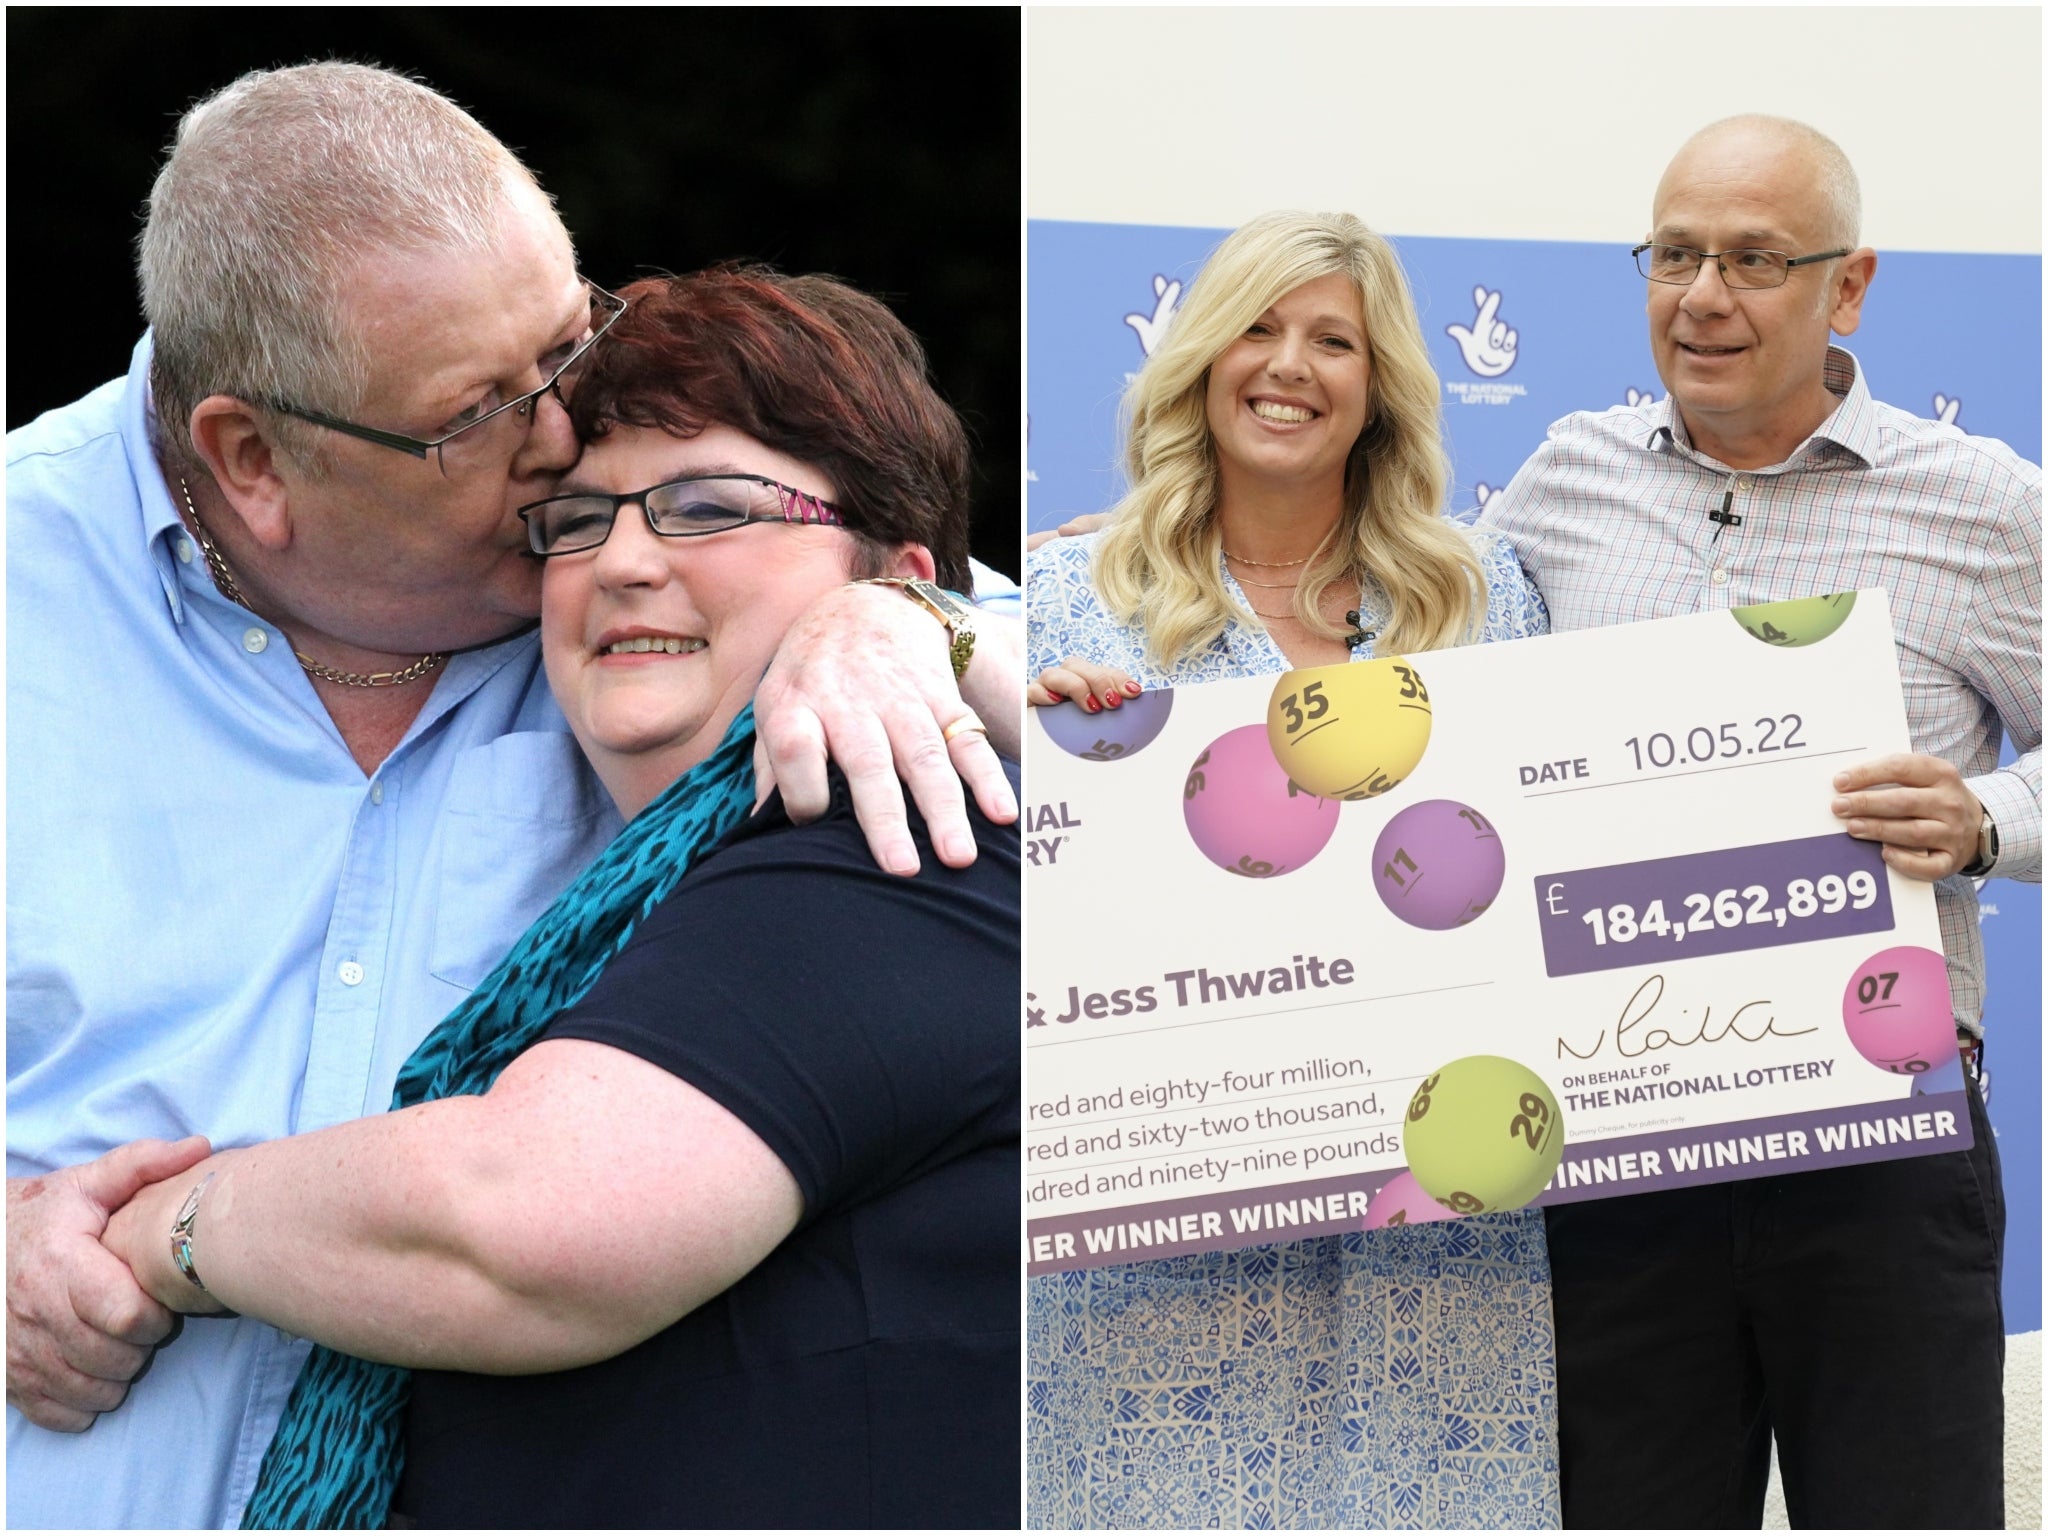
[
  {"x1": 338, "y1": 961, "x2": 365, "y2": 986},
  {"x1": 176, "y1": 538, "x2": 195, "y2": 564},
  {"x1": 1710, "y1": 568, "x2": 1730, "y2": 587},
  {"x1": 1735, "y1": 475, "x2": 1753, "y2": 490},
  {"x1": 370, "y1": 783, "x2": 385, "y2": 806},
  {"x1": 242, "y1": 628, "x2": 269, "y2": 654}
]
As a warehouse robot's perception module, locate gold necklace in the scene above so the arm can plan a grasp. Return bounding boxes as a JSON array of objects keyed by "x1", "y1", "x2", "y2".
[
  {"x1": 1226, "y1": 567, "x2": 1303, "y2": 589},
  {"x1": 1221, "y1": 547, "x2": 1313, "y2": 567},
  {"x1": 1245, "y1": 580, "x2": 1368, "y2": 626},
  {"x1": 176, "y1": 477, "x2": 447, "y2": 689}
]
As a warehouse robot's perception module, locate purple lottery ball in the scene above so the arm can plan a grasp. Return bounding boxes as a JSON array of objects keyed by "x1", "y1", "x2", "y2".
[
  {"x1": 1363, "y1": 1169, "x2": 1457, "y2": 1230},
  {"x1": 1037, "y1": 688, "x2": 1174, "y2": 762},
  {"x1": 1182, "y1": 724, "x2": 1339, "y2": 878},
  {"x1": 1841, "y1": 945, "x2": 1956, "y2": 1075},
  {"x1": 1371, "y1": 799, "x2": 1507, "y2": 930}
]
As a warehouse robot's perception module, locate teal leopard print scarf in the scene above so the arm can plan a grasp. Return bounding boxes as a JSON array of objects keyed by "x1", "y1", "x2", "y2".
[{"x1": 239, "y1": 706, "x2": 759, "y2": 1528}]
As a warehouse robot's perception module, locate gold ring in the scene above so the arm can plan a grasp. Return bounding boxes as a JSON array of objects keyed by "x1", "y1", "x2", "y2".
[{"x1": 942, "y1": 712, "x2": 989, "y2": 745}]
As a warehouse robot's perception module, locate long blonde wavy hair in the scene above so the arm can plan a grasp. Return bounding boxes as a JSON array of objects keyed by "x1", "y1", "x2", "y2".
[{"x1": 1091, "y1": 211, "x2": 1486, "y2": 668}]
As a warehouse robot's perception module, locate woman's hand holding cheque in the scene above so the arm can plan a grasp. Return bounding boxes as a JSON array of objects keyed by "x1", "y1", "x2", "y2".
[{"x1": 1027, "y1": 655, "x2": 1142, "y2": 712}]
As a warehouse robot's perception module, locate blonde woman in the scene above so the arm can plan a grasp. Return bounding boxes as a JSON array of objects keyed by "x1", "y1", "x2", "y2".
[{"x1": 1025, "y1": 213, "x2": 1556, "y2": 1528}]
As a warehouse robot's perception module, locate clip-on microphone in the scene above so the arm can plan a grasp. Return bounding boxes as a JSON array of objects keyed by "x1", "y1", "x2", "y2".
[{"x1": 1708, "y1": 489, "x2": 1744, "y2": 541}]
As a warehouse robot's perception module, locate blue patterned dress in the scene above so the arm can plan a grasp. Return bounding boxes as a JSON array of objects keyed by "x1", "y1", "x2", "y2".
[{"x1": 1026, "y1": 527, "x2": 1562, "y2": 1530}]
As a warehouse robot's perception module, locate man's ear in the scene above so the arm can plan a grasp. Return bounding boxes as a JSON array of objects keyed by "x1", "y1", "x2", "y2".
[
  {"x1": 879, "y1": 542, "x2": 938, "y2": 582},
  {"x1": 188, "y1": 396, "x2": 295, "y2": 551},
  {"x1": 1827, "y1": 248, "x2": 1877, "y2": 339}
]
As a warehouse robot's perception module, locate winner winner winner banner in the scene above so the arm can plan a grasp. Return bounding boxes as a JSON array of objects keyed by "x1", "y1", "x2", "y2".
[{"x1": 1025, "y1": 591, "x2": 1968, "y2": 1275}]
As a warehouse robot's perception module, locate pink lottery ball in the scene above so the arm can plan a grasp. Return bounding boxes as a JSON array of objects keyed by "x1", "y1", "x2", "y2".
[
  {"x1": 1181, "y1": 724, "x2": 1340, "y2": 878},
  {"x1": 1841, "y1": 945, "x2": 1956, "y2": 1075},
  {"x1": 1363, "y1": 1169, "x2": 1457, "y2": 1230},
  {"x1": 1371, "y1": 799, "x2": 1507, "y2": 930}
]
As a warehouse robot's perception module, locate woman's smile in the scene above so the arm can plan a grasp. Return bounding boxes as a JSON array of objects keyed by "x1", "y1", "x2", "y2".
[
  {"x1": 1245, "y1": 394, "x2": 1322, "y2": 428},
  {"x1": 595, "y1": 628, "x2": 709, "y2": 658}
]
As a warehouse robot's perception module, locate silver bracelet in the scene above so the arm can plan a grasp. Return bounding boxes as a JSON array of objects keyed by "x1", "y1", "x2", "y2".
[{"x1": 168, "y1": 1172, "x2": 238, "y2": 1315}]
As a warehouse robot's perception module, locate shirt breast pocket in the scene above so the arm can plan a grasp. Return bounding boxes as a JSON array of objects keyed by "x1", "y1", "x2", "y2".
[{"x1": 427, "y1": 732, "x2": 621, "y2": 994}]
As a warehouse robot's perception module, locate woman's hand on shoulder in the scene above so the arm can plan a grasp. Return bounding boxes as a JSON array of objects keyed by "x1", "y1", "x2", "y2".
[{"x1": 1027, "y1": 657, "x2": 1142, "y2": 712}]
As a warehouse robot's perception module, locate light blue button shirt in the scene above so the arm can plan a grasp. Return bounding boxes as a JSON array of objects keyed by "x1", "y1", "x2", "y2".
[{"x1": 5, "y1": 337, "x2": 623, "y2": 1530}]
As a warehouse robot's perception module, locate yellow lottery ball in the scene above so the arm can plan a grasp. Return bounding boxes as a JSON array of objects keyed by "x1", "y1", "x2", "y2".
[
  {"x1": 1731, "y1": 592, "x2": 1856, "y2": 648},
  {"x1": 1403, "y1": 1056, "x2": 1564, "y2": 1215},
  {"x1": 1265, "y1": 657, "x2": 1432, "y2": 802}
]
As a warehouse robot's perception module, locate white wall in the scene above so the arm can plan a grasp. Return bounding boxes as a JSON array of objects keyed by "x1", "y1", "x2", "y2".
[{"x1": 1028, "y1": 6, "x2": 2042, "y2": 254}]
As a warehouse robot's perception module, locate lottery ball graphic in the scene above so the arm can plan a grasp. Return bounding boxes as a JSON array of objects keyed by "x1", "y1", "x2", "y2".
[
  {"x1": 1841, "y1": 945, "x2": 1956, "y2": 1075},
  {"x1": 1181, "y1": 724, "x2": 1340, "y2": 878},
  {"x1": 1363, "y1": 1169, "x2": 1457, "y2": 1230},
  {"x1": 1731, "y1": 592, "x2": 1856, "y2": 648},
  {"x1": 1036, "y1": 687, "x2": 1173, "y2": 762},
  {"x1": 1264, "y1": 657, "x2": 1433, "y2": 801},
  {"x1": 1404, "y1": 1056, "x2": 1564, "y2": 1214},
  {"x1": 1372, "y1": 799, "x2": 1507, "y2": 930}
]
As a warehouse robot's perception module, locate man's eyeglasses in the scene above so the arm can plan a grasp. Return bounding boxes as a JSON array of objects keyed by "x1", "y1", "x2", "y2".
[
  {"x1": 1632, "y1": 243, "x2": 1851, "y2": 290},
  {"x1": 267, "y1": 280, "x2": 628, "y2": 477},
  {"x1": 519, "y1": 474, "x2": 846, "y2": 557}
]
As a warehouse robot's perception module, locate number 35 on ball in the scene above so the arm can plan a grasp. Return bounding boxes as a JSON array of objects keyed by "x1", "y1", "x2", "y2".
[{"x1": 1266, "y1": 657, "x2": 1434, "y2": 801}]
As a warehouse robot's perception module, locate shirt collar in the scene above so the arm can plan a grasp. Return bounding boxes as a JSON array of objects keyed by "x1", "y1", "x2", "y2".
[
  {"x1": 1645, "y1": 345, "x2": 1877, "y2": 471},
  {"x1": 120, "y1": 332, "x2": 198, "y2": 624},
  {"x1": 122, "y1": 334, "x2": 188, "y2": 540}
]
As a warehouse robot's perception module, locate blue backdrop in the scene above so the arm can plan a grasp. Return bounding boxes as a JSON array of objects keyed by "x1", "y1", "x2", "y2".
[{"x1": 1027, "y1": 218, "x2": 2042, "y2": 1331}]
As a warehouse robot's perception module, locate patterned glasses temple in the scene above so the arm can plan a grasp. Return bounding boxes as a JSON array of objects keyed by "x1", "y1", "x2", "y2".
[{"x1": 770, "y1": 483, "x2": 844, "y2": 525}]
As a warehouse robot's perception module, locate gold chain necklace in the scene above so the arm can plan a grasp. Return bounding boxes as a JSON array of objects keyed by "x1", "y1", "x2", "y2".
[
  {"x1": 176, "y1": 478, "x2": 447, "y2": 689},
  {"x1": 1243, "y1": 580, "x2": 1368, "y2": 626},
  {"x1": 1227, "y1": 568, "x2": 1303, "y2": 589},
  {"x1": 1221, "y1": 547, "x2": 1312, "y2": 567}
]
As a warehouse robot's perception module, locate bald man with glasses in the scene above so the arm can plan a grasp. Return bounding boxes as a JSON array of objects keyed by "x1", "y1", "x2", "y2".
[{"x1": 1480, "y1": 114, "x2": 2037, "y2": 1530}]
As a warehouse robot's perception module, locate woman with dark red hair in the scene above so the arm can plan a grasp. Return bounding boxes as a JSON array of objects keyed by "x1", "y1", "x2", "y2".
[{"x1": 101, "y1": 267, "x2": 1020, "y2": 1528}]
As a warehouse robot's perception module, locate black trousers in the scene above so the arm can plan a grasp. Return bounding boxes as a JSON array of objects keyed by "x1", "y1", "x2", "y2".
[{"x1": 1544, "y1": 1078, "x2": 2005, "y2": 1529}]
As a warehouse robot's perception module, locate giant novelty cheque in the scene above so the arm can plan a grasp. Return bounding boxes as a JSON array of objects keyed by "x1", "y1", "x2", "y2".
[{"x1": 1024, "y1": 591, "x2": 1968, "y2": 1274}]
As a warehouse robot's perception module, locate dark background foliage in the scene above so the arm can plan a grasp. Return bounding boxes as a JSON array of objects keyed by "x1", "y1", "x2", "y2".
[{"x1": 6, "y1": 7, "x2": 1021, "y2": 577}]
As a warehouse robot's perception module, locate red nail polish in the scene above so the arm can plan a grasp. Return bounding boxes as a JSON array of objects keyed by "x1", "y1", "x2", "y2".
[{"x1": 1084, "y1": 697, "x2": 1099, "y2": 713}]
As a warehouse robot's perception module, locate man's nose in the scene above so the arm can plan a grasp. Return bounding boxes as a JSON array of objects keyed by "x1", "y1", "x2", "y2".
[
  {"x1": 1679, "y1": 256, "x2": 1737, "y2": 317},
  {"x1": 514, "y1": 381, "x2": 580, "y2": 478}
]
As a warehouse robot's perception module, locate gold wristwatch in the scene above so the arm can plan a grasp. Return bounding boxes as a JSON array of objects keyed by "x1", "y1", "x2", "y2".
[{"x1": 855, "y1": 578, "x2": 976, "y2": 680}]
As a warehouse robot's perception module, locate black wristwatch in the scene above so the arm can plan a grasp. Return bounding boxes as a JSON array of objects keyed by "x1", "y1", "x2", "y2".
[{"x1": 1959, "y1": 806, "x2": 1999, "y2": 878}]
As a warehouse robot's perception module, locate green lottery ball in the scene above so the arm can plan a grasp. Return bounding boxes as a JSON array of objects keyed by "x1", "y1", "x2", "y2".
[
  {"x1": 1731, "y1": 592, "x2": 1856, "y2": 647},
  {"x1": 1403, "y1": 1056, "x2": 1564, "y2": 1214}
]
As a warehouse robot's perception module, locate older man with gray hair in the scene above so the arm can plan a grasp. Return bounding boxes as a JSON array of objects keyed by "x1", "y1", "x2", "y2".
[
  {"x1": 5, "y1": 62, "x2": 1019, "y2": 1529},
  {"x1": 1481, "y1": 114, "x2": 2038, "y2": 1529}
]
